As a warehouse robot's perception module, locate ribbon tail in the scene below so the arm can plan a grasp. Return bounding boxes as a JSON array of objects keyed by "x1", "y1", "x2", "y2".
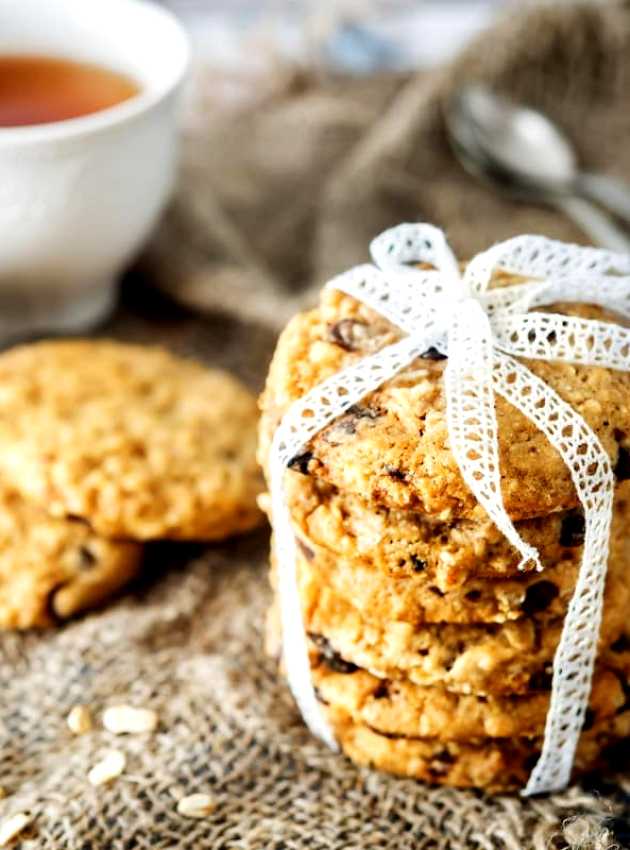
[
  {"x1": 270, "y1": 331, "x2": 437, "y2": 748},
  {"x1": 493, "y1": 352, "x2": 614, "y2": 795},
  {"x1": 444, "y1": 301, "x2": 542, "y2": 571}
]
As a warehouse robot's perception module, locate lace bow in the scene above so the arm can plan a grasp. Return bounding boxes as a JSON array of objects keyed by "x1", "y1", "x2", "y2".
[{"x1": 270, "y1": 223, "x2": 630, "y2": 795}]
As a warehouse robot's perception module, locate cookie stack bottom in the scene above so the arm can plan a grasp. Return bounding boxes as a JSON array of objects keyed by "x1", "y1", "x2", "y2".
[{"x1": 264, "y1": 473, "x2": 630, "y2": 791}]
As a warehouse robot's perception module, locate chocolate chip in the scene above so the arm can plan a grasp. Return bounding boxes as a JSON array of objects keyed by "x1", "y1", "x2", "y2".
[
  {"x1": 327, "y1": 319, "x2": 369, "y2": 352},
  {"x1": 428, "y1": 749, "x2": 456, "y2": 776},
  {"x1": 614, "y1": 447, "x2": 630, "y2": 481},
  {"x1": 332, "y1": 405, "x2": 381, "y2": 436},
  {"x1": 523, "y1": 752, "x2": 541, "y2": 773},
  {"x1": 433, "y1": 748, "x2": 455, "y2": 764},
  {"x1": 348, "y1": 404, "x2": 379, "y2": 419},
  {"x1": 323, "y1": 654, "x2": 358, "y2": 675},
  {"x1": 367, "y1": 726, "x2": 405, "y2": 740},
  {"x1": 372, "y1": 683, "x2": 389, "y2": 700},
  {"x1": 610, "y1": 634, "x2": 630, "y2": 653},
  {"x1": 296, "y1": 539, "x2": 315, "y2": 561},
  {"x1": 78, "y1": 546, "x2": 97, "y2": 569},
  {"x1": 287, "y1": 451, "x2": 313, "y2": 475},
  {"x1": 529, "y1": 669, "x2": 553, "y2": 691},
  {"x1": 45, "y1": 585, "x2": 64, "y2": 625},
  {"x1": 582, "y1": 708, "x2": 595, "y2": 731},
  {"x1": 420, "y1": 347, "x2": 447, "y2": 361},
  {"x1": 602, "y1": 737, "x2": 630, "y2": 772},
  {"x1": 464, "y1": 590, "x2": 482, "y2": 602},
  {"x1": 313, "y1": 687, "x2": 329, "y2": 706},
  {"x1": 385, "y1": 466, "x2": 407, "y2": 482},
  {"x1": 521, "y1": 580, "x2": 559, "y2": 616},
  {"x1": 410, "y1": 554, "x2": 427, "y2": 573},
  {"x1": 559, "y1": 510, "x2": 585, "y2": 547},
  {"x1": 307, "y1": 633, "x2": 358, "y2": 674}
]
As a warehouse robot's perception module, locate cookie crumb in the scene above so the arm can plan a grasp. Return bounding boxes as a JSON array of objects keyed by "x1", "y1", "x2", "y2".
[
  {"x1": 102, "y1": 705, "x2": 158, "y2": 735},
  {"x1": 67, "y1": 705, "x2": 93, "y2": 735},
  {"x1": 88, "y1": 750, "x2": 126, "y2": 786},
  {"x1": 0, "y1": 812, "x2": 31, "y2": 847},
  {"x1": 176, "y1": 793, "x2": 216, "y2": 819}
]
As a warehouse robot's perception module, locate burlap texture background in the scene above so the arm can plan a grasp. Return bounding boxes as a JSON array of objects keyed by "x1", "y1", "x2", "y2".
[{"x1": 2, "y1": 2, "x2": 630, "y2": 847}]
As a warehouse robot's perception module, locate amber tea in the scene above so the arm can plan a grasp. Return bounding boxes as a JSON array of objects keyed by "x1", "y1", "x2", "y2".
[{"x1": 0, "y1": 55, "x2": 140, "y2": 127}]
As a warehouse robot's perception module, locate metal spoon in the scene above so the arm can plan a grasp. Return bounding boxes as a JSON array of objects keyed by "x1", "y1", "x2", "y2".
[{"x1": 445, "y1": 85, "x2": 630, "y2": 253}]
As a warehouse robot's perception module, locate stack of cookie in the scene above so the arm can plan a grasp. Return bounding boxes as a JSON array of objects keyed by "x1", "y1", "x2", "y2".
[
  {"x1": 259, "y1": 285, "x2": 630, "y2": 790},
  {"x1": 0, "y1": 340, "x2": 263, "y2": 630}
]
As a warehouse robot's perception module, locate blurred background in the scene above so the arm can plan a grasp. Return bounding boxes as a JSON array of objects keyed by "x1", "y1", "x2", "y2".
[
  {"x1": 161, "y1": 1, "x2": 505, "y2": 72},
  {"x1": 138, "y1": 0, "x2": 630, "y2": 337}
]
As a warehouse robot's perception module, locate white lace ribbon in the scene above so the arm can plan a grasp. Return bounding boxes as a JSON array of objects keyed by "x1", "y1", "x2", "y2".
[{"x1": 269, "y1": 223, "x2": 630, "y2": 794}]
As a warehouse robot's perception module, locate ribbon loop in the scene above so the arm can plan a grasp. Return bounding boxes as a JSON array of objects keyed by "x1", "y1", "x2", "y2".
[
  {"x1": 370, "y1": 222, "x2": 461, "y2": 285},
  {"x1": 492, "y1": 313, "x2": 630, "y2": 371},
  {"x1": 465, "y1": 234, "x2": 630, "y2": 295}
]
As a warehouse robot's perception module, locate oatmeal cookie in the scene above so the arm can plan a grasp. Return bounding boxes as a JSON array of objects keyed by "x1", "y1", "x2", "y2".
[
  {"x1": 259, "y1": 292, "x2": 630, "y2": 521},
  {"x1": 0, "y1": 489, "x2": 141, "y2": 629},
  {"x1": 0, "y1": 340, "x2": 263, "y2": 540},
  {"x1": 282, "y1": 532, "x2": 630, "y2": 626},
  {"x1": 329, "y1": 710, "x2": 630, "y2": 790},
  {"x1": 311, "y1": 662, "x2": 627, "y2": 740},
  {"x1": 279, "y1": 473, "x2": 617, "y2": 590},
  {"x1": 266, "y1": 580, "x2": 630, "y2": 696}
]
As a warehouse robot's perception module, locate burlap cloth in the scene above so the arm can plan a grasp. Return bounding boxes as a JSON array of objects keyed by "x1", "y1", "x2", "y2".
[{"x1": 2, "y1": 2, "x2": 630, "y2": 848}]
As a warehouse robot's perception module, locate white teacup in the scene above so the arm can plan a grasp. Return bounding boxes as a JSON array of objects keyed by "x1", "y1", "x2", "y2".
[{"x1": 0, "y1": 0, "x2": 189, "y2": 338}]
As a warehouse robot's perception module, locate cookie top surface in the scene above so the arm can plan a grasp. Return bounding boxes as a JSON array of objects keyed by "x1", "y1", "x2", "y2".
[
  {"x1": 260, "y1": 289, "x2": 630, "y2": 521},
  {"x1": 0, "y1": 340, "x2": 263, "y2": 540},
  {"x1": 0, "y1": 487, "x2": 141, "y2": 629}
]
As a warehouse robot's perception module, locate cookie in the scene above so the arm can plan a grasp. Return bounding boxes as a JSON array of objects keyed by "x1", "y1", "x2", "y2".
[
  {"x1": 329, "y1": 710, "x2": 630, "y2": 790},
  {"x1": 280, "y1": 472, "x2": 600, "y2": 590},
  {"x1": 267, "y1": 586, "x2": 630, "y2": 787},
  {"x1": 259, "y1": 290, "x2": 630, "y2": 522},
  {"x1": 284, "y1": 530, "x2": 630, "y2": 626},
  {"x1": 267, "y1": 579, "x2": 630, "y2": 696},
  {"x1": 0, "y1": 340, "x2": 264, "y2": 540},
  {"x1": 0, "y1": 489, "x2": 142, "y2": 629},
  {"x1": 311, "y1": 662, "x2": 627, "y2": 740}
]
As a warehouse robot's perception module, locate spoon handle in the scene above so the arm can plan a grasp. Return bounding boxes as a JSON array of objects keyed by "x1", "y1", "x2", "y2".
[
  {"x1": 577, "y1": 173, "x2": 630, "y2": 224},
  {"x1": 552, "y1": 196, "x2": 630, "y2": 254}
]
